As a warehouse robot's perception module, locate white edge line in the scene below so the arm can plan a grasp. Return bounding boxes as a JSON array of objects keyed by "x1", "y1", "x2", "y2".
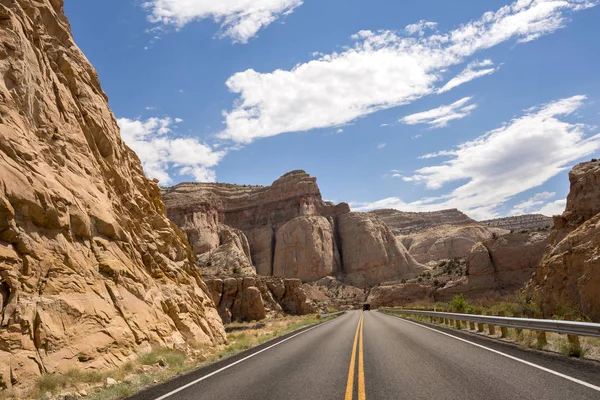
[
  {"x1": 154, "y1": 316, "x2": 341, "y2": 400},
  {"x1": 382, "y1": 312, "x2": 600, "y2": 393}
]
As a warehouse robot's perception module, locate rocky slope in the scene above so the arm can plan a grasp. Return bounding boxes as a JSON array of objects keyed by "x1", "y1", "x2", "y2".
[
  {"x1": 204, "y1": 277, "x2": 317, "y2": 323},
  {"x1": 0, "y1": 1, "x2": 224, "y2": 393},
  {"x1": 526, "y1": 161, "x2": 600, "y2": 321},
  {"x1": 162, "y1": 171, "x2": 423, "y2": 287},
  {"x1": 479, "y1": 214, "x2": 554, "y2": 231},
  {"x1": 370, "y1": 208, "x2": 475, "y2": 235}
]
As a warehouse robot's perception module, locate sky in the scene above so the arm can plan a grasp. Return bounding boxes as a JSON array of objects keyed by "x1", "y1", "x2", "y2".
[{"x1": 64, "y1": 0, "x2": 600, "y2": 220}]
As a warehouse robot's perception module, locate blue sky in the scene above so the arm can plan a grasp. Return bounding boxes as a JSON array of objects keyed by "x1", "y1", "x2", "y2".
[{"x1": 64, "y1": 0, "x2": 600, "y2": 220}]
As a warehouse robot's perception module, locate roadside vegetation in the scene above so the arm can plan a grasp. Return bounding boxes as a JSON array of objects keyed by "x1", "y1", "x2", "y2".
[
  {"x1": 7, "y1": 314, "x2": 326, "y2": 400},
  {"x1": 381, "y1": 294, "x2": 600, "y2": 361}
]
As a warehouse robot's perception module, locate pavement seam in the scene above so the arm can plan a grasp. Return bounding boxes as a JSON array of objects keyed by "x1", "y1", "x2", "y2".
[{"x1": 383, "y1": 312, "x2": 600, "y2": 393}]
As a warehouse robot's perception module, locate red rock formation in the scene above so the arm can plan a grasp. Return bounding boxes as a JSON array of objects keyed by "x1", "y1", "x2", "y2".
[
  {"x1": 0, "y1": 0, "x2": 224, "y2": 393},
  {"x1": 204, "y1": 277, "x2": 317, "y2": 323},
  {"x1": 527, "y1": 161, "x2": 600, "y2": 321},
  {"x1": 163, "y1": 171, "x2": 423, "y2": 287}
]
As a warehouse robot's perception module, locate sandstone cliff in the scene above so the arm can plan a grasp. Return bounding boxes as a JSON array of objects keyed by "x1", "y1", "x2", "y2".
[
  {"x1": 370, "y1": 208, "x2": 475, "y2": 235},
  {"x1": 204, "y1": 277, "x2": 317, "y2": 323},
  {"x1": 163, "y1": 171, "x2": 423, "y2": 286},
  {"x1": 436, "y1": 230, "x2": 548, "y2": 300},
  {"x1": 0, "y1": 0, "x2": 224, "y2": 392},
  {"x1": 527, "y1": 161, "x2": 600, "y2": 321},
  {"x1": 479, "y1": 214, "x2": 554, "y2": 231}
]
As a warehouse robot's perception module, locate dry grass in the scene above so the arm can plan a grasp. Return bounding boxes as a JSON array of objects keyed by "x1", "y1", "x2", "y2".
[
  {"x1": 382, "y1": 301, "x2": 600, "y2": 361},
  {"x1": 0, "y1": 314, "x2": 326, "y2": 400}
]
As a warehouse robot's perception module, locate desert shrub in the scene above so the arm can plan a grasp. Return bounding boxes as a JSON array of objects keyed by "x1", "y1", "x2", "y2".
[
  {"x1": 557, "y1": 339, "x2": 587, "y2": 358},
  {"x1": 450, "y1": 294, "x2": 468, "y2": 313}
]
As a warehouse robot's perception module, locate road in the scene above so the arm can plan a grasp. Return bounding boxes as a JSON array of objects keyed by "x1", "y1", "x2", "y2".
[{"x1": 129, "y1": 310, "x2": 600, "y2": 400}]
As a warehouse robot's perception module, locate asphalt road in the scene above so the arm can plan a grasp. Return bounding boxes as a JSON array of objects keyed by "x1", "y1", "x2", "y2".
[{"x1": 128, "y1": 310, "x2": 600, "y2": 400}]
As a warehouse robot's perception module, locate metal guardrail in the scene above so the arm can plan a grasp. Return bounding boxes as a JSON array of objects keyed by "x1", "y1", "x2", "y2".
[
  {"x1": 379, "y1": 308, "x2": 600, "y2": 338},
  {"x1": 317, "y1": 311, "x2": 346, "y2": 320}
]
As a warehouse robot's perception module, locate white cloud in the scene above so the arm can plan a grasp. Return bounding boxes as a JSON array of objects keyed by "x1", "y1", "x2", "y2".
[
  {"x1": 377, "y1": 143, "x2": 387, "y2": 149},
  {"x1": 336, "y1": 128, "x2": 344, "y2": 133},
  {"x1": 392, "y1": 173, "x2": 402, "y2": 178},
  {"x1": 401, "y1": 96, "x2": 477, "y2": 128},
  {"x1": 538, "y1": 198, "x2": 567, "y2": 216},
  {"x1": 405, "y1": 20, "x2": 438, "y2": 36},
  {"x1": 438, "y1": 60, "x2": 499, "y2": 93},
  {"x1": 118, "y1": 117, "x2": 225, "y2": 185},
  {"x1": 510, "y1": 191, "x2": 556, "y2": 215},
  {"x1": 219, "y1": 0, "x2": 597, "y2": 143},
  {"x1": 352, "y1": 95, "x2": 600, "y2": 220},
  {"x1": 174, "y1": 117, "x2": 184, "y2": 123},
  {"x1": 142, "y1": 0, "x2": 303, "y2": 43},
  {"x1": 380, "y1": 123, "x2": 392, "y2": 127}
]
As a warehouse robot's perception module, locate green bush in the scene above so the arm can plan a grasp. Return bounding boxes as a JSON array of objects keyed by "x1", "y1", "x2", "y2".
[{"x1": 450, "y1": 294, "x2": 468, "y2": 313}]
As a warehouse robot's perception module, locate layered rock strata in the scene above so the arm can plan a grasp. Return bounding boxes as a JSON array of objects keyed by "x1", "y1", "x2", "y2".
[
  {"x1": 479, "y1": 214, "x2": 554, "y2": 231},
  {"x1": 0, "y1": 1, "x2": 224, "y2": 392},
  {"x1": 163, "y1": 171, "x2": 423, "y2": 286},
  {"x1": 527, "y1": 161, "x2": 600, "y2": 321},
  {"x1": 370, "y1": 208, "x2": 475, "y2": 235},
  {"x1": 204, "y1": 277, "x2": 317, "y2": 323}
]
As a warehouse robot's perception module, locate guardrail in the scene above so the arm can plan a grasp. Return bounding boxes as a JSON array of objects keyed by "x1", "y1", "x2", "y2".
[
  {"x1": 317, "y1": 311, "x2": 346, "y2": 320},
  {"x1": 379, "y1": 308, "x2": 600, "y2": 350}
]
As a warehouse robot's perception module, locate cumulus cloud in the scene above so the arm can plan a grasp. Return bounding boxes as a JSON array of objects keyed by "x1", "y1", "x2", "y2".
[
  {"x1": 142, "y1": 0, "x2": 303, "y2": 43},
  {"x1": 118, "y1": 117, "x2": 225, "y2": 185},
  {"x1": 401, "y1": 97, "x2": 477, "y2": 128},
  {"x1": 219, "y1": 0, "x2": 597, "y2": 143},
  {"x1": 538, "y1": 198, "x2": 567, "y2": 216},
  {"x1": 377, "y1": 143, "x2": 387, "y2": 149},
  {"x1": 351, "y1": 95, "x2": 600, "y2": 220},
  {"x1": 438, "y1": 60, "x2": 499, "y2": 93},
  {"x1": 510, "y1": 191, "x2": 556, "y2": 215},
  {"x1": 405, "y1": 20, "x2": 438, "y2": 36}
]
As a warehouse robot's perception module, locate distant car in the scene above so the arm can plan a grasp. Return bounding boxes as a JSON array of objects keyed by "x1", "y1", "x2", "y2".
[{"x1": 362, "y1": 303, "x2": 371, "y2": 311}]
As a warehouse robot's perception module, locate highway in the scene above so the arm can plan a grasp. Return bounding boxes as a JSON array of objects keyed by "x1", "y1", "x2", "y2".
[{"x1": 128, "y1": 310, "x2": 600, "y2": 400}]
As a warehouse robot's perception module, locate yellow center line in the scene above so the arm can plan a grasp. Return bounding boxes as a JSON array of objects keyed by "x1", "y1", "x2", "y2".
[
  {"x1": 358, "y1": 312, "x2": 366, "y2": 400},
  {"x1": 344, "y1": 312, "x2": 363, "y2": 400}
]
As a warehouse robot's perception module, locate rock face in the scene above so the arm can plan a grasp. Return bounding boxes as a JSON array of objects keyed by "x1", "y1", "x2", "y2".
[
  {"x1": 163, "y1": 171, "x2": 423, "y2": 287},
  {"x1": 399, "y1": 225, "x2": 505, "y2": 264},
  {"x1": 337, "y1": 213, "x2": 421, "y2": 286},
  {"x1": 367, "y1": 284, "x2": 433, "y2": 308},
  {"x1": 273, "y1": 216, "x2": 341, "y2": 282},
  {"x1": 204, "y1": 277, "x2": 316, "y2": 323},
  {"x1": 436, "y1": 231, "x2": 547, "y2": 300},
  {"x1": 370, "y1": 208, "x2": 475, "y2": 235},
  {"x1": 0, "y1": 1, "x2": 224, "y2": 393},
  {"x1": 527, "y1": 161, "x2": 600, "y2": 321},
  {"x1": 479, "y1": 214, "x2": 554, "y2": 231}
]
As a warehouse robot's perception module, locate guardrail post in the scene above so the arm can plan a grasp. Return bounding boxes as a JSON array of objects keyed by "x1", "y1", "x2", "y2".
[
  {"x1": 468, "y1": 311, "x2": 475, "y2": 331},
  {"x1": 565, "y1": 316, "x2": 582, "y2": 353},
  {"x1": 455, "y1": 316, "x2": 461, "y2": 329},
  {"x1": 486, "y1": 312, "x2": 496, "y2": 335},
  {"x1": 498, "y1": 311, "x2": 508, "y2": 338},
  {"x1": 477, "y1": 319, "x2": 484, "y2": 332},
  {"x1": 536, "y1": 331, "x2": 547, "y2": 347}
]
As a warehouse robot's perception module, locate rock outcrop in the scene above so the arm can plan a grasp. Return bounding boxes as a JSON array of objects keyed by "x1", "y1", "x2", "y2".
[
  {"x1": 370, "y1": 208, "x2": 475, "y2": 235},
  {"x1": 527, "y1": 161, "x2": 600, "y2": 321},
  {"x1": 204, "y1": 277, "x2": 317, "y2": 323},
  {"x1": 163, "y1": 171, "x2": 423, "y2": 287},
  {"x1": 0, "y1": 1, "x2": 224, "y2": 393},
  {"x1": 437, "y1": 231, "x2": 547, "y2": 300},
  {"x1": 367, "y1": 283, "x2": 433, "y2": 308},
  {"x1": 479, "y1": 214, "x2": 554, "y2": 231},
  {"x1": 399, "y1": 225, "x2": 506, "y2": 264},
  {"x1": 337, "y1": 213, "x2": 421, "y2": 286}
]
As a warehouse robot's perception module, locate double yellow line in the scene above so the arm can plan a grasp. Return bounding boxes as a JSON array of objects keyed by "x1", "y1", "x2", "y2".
[{"x1": 345, "y1": 312, "x2": 366, "y2": 400}]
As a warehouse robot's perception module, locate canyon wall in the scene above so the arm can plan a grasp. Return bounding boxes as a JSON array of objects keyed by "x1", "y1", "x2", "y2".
[
  {"x1": 479, "y1": 214, "x2": 553, "y2": 231},
  {"x1": 0, "y1": 0, "x2": 224, "y2": 392},
  {"x1": 204, "y1": 277, "x2": 317, "y2": 323},
  {"x1": 163, "y1": 171, "x2": 423, "y2": 287},
  {"x1": 526, "y1": 161, "x2": 600, "y2": 321}
]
